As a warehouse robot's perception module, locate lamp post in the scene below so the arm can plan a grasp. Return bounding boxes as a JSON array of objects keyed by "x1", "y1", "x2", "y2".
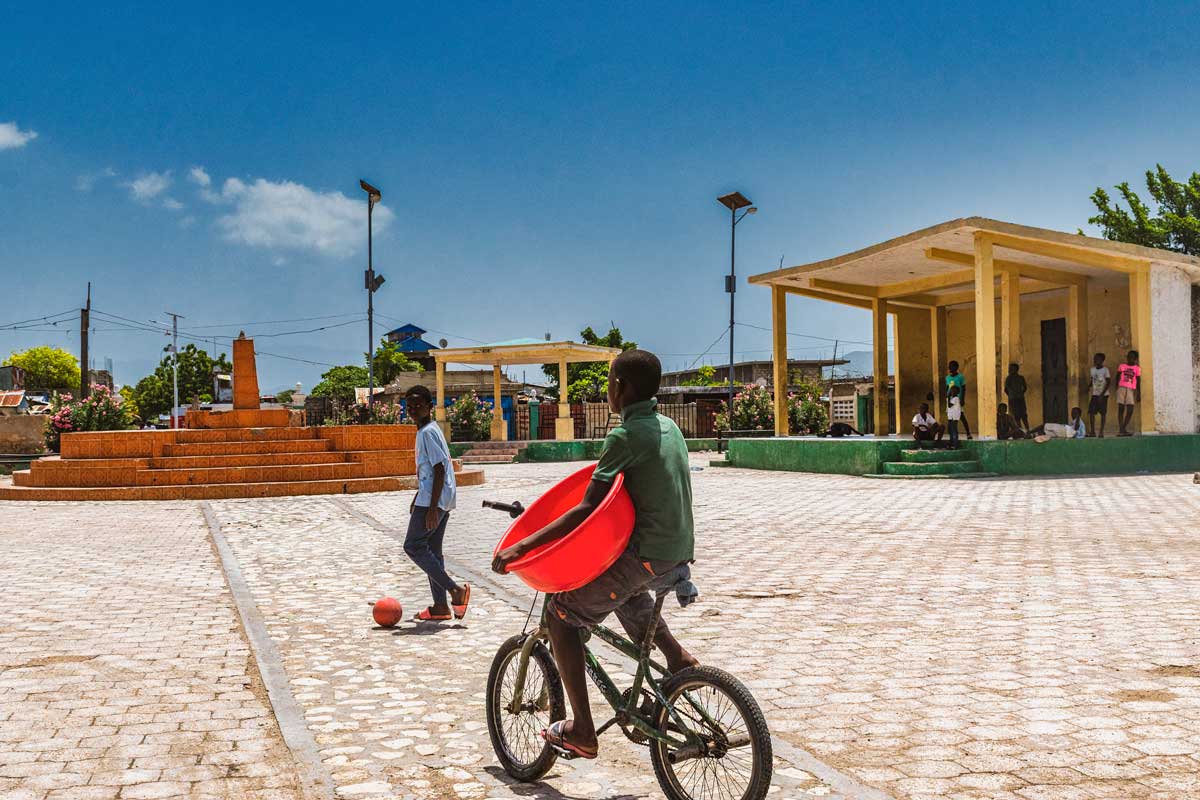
[
  {"x1": 716, "y1": 192, "x2": 757, "y2": 425},
  {"x1": 360, "y1": 180, "x2": 385, "y2": 410}
]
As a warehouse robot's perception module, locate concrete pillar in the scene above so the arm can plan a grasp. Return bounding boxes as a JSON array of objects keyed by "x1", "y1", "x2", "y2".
[
  {"x1": 1068, "y1": 282, "x2": 1089, "y2": 413},
  {"x1": 973, "y1": 234, "x2": 998, "y2": 439},
  {"x1": 1130, "y1": 269, "x2": 1156, "y2": 432},
  {"x1": 434, "y1": 360, "x2": 449, "y2": 439},
  {"x1": 930, "y1": 306, "x2": 947, "y2": 406},
  {"x1": 772, "y1": 285, "x2": 789, "y2": 436},
  {"x1": 555, "y1": 358, "x2": 573, "y2": 441},
  {"x1": 1001, "y1": 267, "x2": 1021, "y2": 372},
  {"x1": 872, "y1": 298, "x2": 889, "y2": 435},
  {"x1": 490, "y1": 364, "x2": 507, "y2": 441}
]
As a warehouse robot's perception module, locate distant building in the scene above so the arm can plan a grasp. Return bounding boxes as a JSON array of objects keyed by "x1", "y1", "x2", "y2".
[
  {"x1": 0, "y1": 390, "x2": 29, "y2": 415},
  {"x1": 384, "y1": 323, "x2": 440, "y2": 371},
  {"x1": 0, "y1": 366, "x2": 25, "y2": 391},
  {"x1": 661, "y1": 358, "x2": 848, "y2": 389}
]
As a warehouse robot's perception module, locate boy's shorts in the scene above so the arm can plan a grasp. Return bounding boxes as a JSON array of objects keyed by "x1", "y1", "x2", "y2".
[
  {"x1": 547, "y1": 544, "x2": 680, "y2": 629},
  {"x1": 1116, "y1": 386, "x2": 1136, "y2": 405},
  {"x1": 1088, "y1": 394, "x2": 1109, "y2": 414}
]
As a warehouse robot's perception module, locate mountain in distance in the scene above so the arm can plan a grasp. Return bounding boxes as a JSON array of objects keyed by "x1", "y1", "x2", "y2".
[{"x1": 824, "y1": 349, "x2": 893, "y2": 379}]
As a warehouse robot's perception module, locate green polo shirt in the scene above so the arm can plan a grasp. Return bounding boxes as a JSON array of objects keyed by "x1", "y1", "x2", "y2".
[{"x1": 592, "y1": 398, "x2": 694, "y2": 563}]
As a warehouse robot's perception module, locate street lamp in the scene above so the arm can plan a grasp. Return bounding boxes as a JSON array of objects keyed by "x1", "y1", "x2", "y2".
[
  {"x1": 360, "y1": 179, "x2": 385, "y2": 410},
  {"x1": 716, "y1": 191, "x2": 757, "y2": 425}
]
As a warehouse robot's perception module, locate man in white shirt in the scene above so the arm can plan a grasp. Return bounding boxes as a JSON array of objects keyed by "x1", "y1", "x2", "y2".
[
  {"x1": 1088, "y1": 352, "x2": 1111, "y2": 438},
  {"x1": 911, "y1": 402, "x2": 942, "y2": 442}
]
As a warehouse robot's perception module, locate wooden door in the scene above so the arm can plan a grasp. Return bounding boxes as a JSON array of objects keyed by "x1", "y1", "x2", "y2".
[{"x1": 1040, "y1": 318, "x2": 1068, "y2": 424}]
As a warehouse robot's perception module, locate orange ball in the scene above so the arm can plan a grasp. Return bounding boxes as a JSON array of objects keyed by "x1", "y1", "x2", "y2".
[{"x1": 372, "y1": 596, "x2": 402, "y2": 627}]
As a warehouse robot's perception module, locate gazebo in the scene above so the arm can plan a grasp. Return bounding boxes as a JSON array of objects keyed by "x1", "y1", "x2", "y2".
[
  {"x1": 431, "y1": 339, "x2": 622, "y2": 441},
  {"x1": 749, "y1": 217, "x2": 1200, "y2": 439}
]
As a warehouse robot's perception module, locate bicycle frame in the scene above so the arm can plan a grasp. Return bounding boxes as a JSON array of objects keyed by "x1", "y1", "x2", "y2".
[{"x1": 505, "y1": 594, "x2": 714, "y2": 752}]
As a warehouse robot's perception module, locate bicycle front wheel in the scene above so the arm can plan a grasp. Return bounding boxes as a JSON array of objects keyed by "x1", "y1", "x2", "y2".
[
  {"x1": 650, "y1": 665, "x2": 773, "y2": 800},
  {"x1": 485, "y1": 634, "x2": 565, "y2": 782}
]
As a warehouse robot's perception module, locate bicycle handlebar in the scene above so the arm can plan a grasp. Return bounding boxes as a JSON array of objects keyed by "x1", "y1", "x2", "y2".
[{"x1": 482, "y1": 499, "x2": 525, "y2": 518}]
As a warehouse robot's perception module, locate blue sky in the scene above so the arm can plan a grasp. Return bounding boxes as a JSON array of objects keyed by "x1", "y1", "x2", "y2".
[{"x1": 4, "y1": 2, "x2": 1200, "y2": 392}]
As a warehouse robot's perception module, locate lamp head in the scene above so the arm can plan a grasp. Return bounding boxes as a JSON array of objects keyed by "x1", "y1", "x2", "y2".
[
  {"x1": 359, "y1": 179, "x2": 382, "y2": 205},
  {"x1": 746, "y1": 206, "x2": 758, "y2": 215}
]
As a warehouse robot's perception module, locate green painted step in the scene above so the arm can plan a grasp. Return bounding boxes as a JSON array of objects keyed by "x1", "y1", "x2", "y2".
[
  {"x1": 900, "y1": 448, "x2": 974, "y2": 463},
  {"x1": 863, "y1": 471, "x2": 999, "y2": 479},
  {"x1": 882, "y1": 459, "x2": 982, "y2": 476}
]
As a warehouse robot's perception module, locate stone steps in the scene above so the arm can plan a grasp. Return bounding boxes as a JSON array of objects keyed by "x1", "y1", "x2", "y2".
[
  {"x1": 163, "y1": 439, "x2": 335, "y2": 457},
  {"x1": 459, "y1": 440, "x2": 528, "y2": 464},
  {"x1": 862, "y1": 471, "x2": 999, "y2": 480},
  {"x1": 149, "y1": 451, "x2": 349, "y2": 469},
  {"x1": 869, "y1": 446, "x2": 991, "y2": 478}
]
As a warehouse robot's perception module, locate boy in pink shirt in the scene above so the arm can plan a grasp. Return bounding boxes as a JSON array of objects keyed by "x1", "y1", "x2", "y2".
[{"x1": 1115, "y1": 350, "x2": 1141, "y2": 437}]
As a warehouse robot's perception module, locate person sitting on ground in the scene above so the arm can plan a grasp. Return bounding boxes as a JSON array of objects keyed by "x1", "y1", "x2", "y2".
[
  {"x1": 997, "y1": 402, "x2": 1026, "y2": 440},
  {"x1": 821, "y1": 421, "x2": 864, "y2": 437},
  {"x1": 1029, "y1": 406, "x2": 1086, "y2": 441},
  {"x1": 911, "y1": 403, "x2": 942, "y2": 442},
  {"x1": 1003, "y1": 363, "x2": 1029, "y2": 432},
  {"x1": 491, "y1": 349, "x2": 698, "y2": 761},
  {"x1": 1088, "y1": 352, "x2": 1111, "y2": 438}
]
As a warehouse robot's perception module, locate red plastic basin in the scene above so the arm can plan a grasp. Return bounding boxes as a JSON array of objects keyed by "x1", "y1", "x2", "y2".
[{"x1": 494, "y1": 463, "x2": 635, "y2": 593}]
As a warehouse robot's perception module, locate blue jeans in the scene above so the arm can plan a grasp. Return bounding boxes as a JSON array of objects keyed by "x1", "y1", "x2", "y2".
[
  {"x1": 948, "y1": 419, "x2": 959, "y2": 447},
  {"x1": 404, "y1": 507, "x2": 459, "y2": 608}
]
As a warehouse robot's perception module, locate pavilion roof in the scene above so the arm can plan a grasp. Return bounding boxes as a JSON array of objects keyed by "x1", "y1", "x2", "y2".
[{"x1": 432, "y1": 340, "x2": 621, "y2": 366}]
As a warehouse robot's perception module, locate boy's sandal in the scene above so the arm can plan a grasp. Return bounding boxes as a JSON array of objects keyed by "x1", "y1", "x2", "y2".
[
  {"x1": 452, "y1": 583, "x2": 471, "y2": 619},
  {"x1": 541, "y1": 720, "x2": 598, "y2": 760},
  {"x1": 414, "y1": 607, "x2": 452, "y2": 622}
]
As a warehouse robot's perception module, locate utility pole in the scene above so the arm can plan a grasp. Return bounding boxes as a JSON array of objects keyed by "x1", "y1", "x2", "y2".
[
  {"x1": 164, "y1": 312, "x2": 183, "y2": 428},
  {"x1": 716, "y1": 192, "x2": 757, "y2": 420},
  {"x1": 359, "y1": 180, "x2": 385, "y2": 411},
  {"x1": 80, "y1": 282, "x2": 91, "y2": 399}
]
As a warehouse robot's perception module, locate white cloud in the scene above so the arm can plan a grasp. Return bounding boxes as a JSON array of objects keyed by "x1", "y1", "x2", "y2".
[
  {"x1": 162, "y1": 197, "x2": 184, "y2": 211},
  {"x1": 124, "y1": 171, "x2": 173, "y2": 202},
  {"x1": 0, "y1": 122, "x2": 38, "y2": 150},
  {"x1": 215, "y1": 177, "x2": 391, "y2": 257},
  {"x1": 75, "y1": 167, "x2": 117, "y2": 192},
  {"x1": 188, "y1": 166, "x2": 211, "y2": 187},
  {"x1": 179, "y1": 215, "x2": 197, "y2": 228}
]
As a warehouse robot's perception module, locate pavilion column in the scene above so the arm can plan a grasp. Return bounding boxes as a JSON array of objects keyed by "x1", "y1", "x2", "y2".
[
  {"x1": 771, "y1": 285, "x2": 788, "y2": 436},
  {"x1": 930, "y1": 306, "x2": 947, "y2": 404},
  {"x1": 891, "y1": 312, "x2": 901, "y2": 434},
  {"x1": 1067, "y1": 281, "x2": 1089, "y2": 413},
  {"x1": 434, "y1": 360, "x2": 449, "y2": 439},
  {"x1": 1001, "y1": 267, "x2": 1021, "y2": 372},
  {"x1": 490, "y1": 365, "x2": 507, "y2": 441},
  {"x1": 555, "y1": 358, "x2": 574, "y2": 441},
  {"x1": 1129, "y1": 268, "x2": 1156, "y2": 432},
  {"x1": 973, "y1": 234, "x2": 998, "y2": 438},
  {"x1": 871, "y1": 298, "x2": 889, "y2": 435}
]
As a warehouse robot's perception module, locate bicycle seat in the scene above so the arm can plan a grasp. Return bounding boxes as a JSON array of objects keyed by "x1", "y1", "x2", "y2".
[{"x1": 648, "y1": 563, "x2": 699, "y2": 607}]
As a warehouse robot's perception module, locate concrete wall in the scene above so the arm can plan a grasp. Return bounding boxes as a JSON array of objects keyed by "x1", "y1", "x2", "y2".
[
  {"x1": 895, "y1": 306, "x2": 933, "y2": 422},
  {"x1": 1149, "y1": 265, "x2": 1195, "y2": 433},
  {"x1": 0, "y1": 415, "x2": 46, "y2": 454},
  {"x1": 1193, "y1": 286, "x2": 1200, "y2": 433}
]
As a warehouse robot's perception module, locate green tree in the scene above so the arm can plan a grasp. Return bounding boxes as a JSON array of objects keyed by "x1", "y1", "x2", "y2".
[
  {"x1": 132, "y1": 344, "x2": 231, "y2": 421},
  {"x1": 681, "y1": 364, "x2": 727, "y2": 387},
  {"x1": 1088, "y1": 165, "x2": 1200, "y2": 255},
  {"x1": 369, "y1": 337, "x2": 424, "y2": 385},
  {"x1": 275, "y1": 389, "x2": 295, "y2": 405},
  {"x1": 311, "y1": 365, "x2": 370, "y2": 405},
  {"x1": 118, "y1": 385, "x2": 140, "y2": 422},
  {"x1": 4, "y1": 346, "x2": 81, "y2": 395},
  {"x1": 542, "y1": 326, "x2": 637, "y2": 402}
]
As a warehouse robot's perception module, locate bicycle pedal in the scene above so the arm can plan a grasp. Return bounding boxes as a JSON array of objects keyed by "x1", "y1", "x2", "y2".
[{"x1": 547, "y1": 743, "x2": 579, "y2": 760}]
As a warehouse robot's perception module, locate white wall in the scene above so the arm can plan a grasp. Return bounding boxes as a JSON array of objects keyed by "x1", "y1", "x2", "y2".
[{"x1": 1149, "y1": 264, "x2": 1196, "y2": 433}]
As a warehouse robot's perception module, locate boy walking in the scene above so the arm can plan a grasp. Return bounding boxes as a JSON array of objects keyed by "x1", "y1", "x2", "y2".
[
  {"x1": 1115, "y1": 350, "x2": 1140, "y2": 436},
  {"x1": 404, "y1": 386, "x2": 471, "y2": 622},
  {"x1": 492, "y1": 349, "x2": 697, "y2": 759},
  {"x1": 1088, "y1": 353, "x2": 1111, "y2": 437}
]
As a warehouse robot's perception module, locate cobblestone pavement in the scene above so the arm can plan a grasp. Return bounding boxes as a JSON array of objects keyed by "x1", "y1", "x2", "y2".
[
  {"x1": 6, "y1": 458, "x2": 1200, "y2": 800},
  {"x1": 0, "y1": 502, "x2": 302, "y2": 800}
]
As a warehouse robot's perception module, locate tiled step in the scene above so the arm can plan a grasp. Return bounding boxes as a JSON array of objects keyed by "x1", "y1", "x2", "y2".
[
  {"x1": 163, "y1": 439, "x2": 335, "y2": 457},
  {"x1": 2, "y1": 468, "x2": 486, "y2": 500},
  {"x1": 863, "y1": 471, "x2": 998, "y2": 480},
  {"x1": 465, "y1": 441, "x2": 528, "y2": 452},
  {"x1": 462, "y1": 454, "x2": 518, "y2": 464},
  {"x1": 882, "y1": 460, "x2": 983, "y2": 476},
  {"x1": 150, "y1": 451, "x2": 348, "y2": 469},
  {"x1": 900, "y1": 448, "x2": 974, "y2": 463},
  {"x1": 173, "y1": 427, "x2": 318, "y2": 444}
]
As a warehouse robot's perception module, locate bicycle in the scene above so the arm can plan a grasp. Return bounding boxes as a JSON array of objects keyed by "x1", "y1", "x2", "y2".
[{"x1": 482, "y1": 499, "x2": 773, "y2": 800}]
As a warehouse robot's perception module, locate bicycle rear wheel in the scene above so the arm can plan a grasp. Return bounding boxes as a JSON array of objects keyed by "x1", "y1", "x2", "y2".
[
  {"x1": 650, "y1": 665, "x2": 773, "y2": 800},
  {"x1": 486, "y1": 634, "x2": 565, "y2": 781}
]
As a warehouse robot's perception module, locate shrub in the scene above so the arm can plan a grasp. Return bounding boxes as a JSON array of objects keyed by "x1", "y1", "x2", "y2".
[
  {"x1": 44, "y1": 385, "x2": 133, "y2": 452},
  {"x1": 714, "y1": 382, "x2": 830, "y2": 434},
  {"x1": 323, "y1": 401, "x2": 408, "y2": 426},
  {"x1": 448, "y1": 392, "x2": 494, "y2": 441}
]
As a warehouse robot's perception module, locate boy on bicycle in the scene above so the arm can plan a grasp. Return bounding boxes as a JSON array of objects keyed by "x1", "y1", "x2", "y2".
[{"x1": 492, "y1": 349, "x2": 697, "y2": 759}]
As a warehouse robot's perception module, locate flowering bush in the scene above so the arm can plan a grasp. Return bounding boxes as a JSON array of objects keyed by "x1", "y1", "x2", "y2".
[
  {"x1": 44, "y1": 385, "x2": 133, "y2": 452},
  {"x1": 323, "y1": 401, "x2": 409, "y2": 426},
  {"x1": 448, "y1": 391, "x2": 494, "y2": 441},
  {"x1": 714, "y1": 382, "x2": 829, "y2": 434}
]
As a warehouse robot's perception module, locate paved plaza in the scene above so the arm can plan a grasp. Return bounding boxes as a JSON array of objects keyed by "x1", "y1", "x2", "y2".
[{"x1": 3, "y1": 458, "x2": 1200, "y2": 799}]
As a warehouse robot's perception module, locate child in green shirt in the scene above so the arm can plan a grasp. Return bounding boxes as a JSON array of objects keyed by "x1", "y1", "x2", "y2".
[{"x1": 492, "y1": 349, "x2": 697, "y2": 759}]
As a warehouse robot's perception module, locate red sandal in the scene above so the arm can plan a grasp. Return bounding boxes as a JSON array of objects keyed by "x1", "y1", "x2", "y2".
[
  {"x1": 414, "y1": 607, "x2": 452, "y2": 622},
  {"x1": 452, "y1": 584, "x2": 471, "y2": 620}
]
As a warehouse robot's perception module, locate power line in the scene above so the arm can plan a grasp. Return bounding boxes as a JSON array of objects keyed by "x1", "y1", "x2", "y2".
[
  {"x1": 184, "y1": 312, "x2": 363, "y2": 330},
  {"x1": 735, "y1": 321, "x2": 871, "y2": 346},
  {"x1": 0, "y1": 309, "x2": 78, "y2": 330},
  {"x1": 685, "y1": 328, "x2": 729, "y2": 371}
]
